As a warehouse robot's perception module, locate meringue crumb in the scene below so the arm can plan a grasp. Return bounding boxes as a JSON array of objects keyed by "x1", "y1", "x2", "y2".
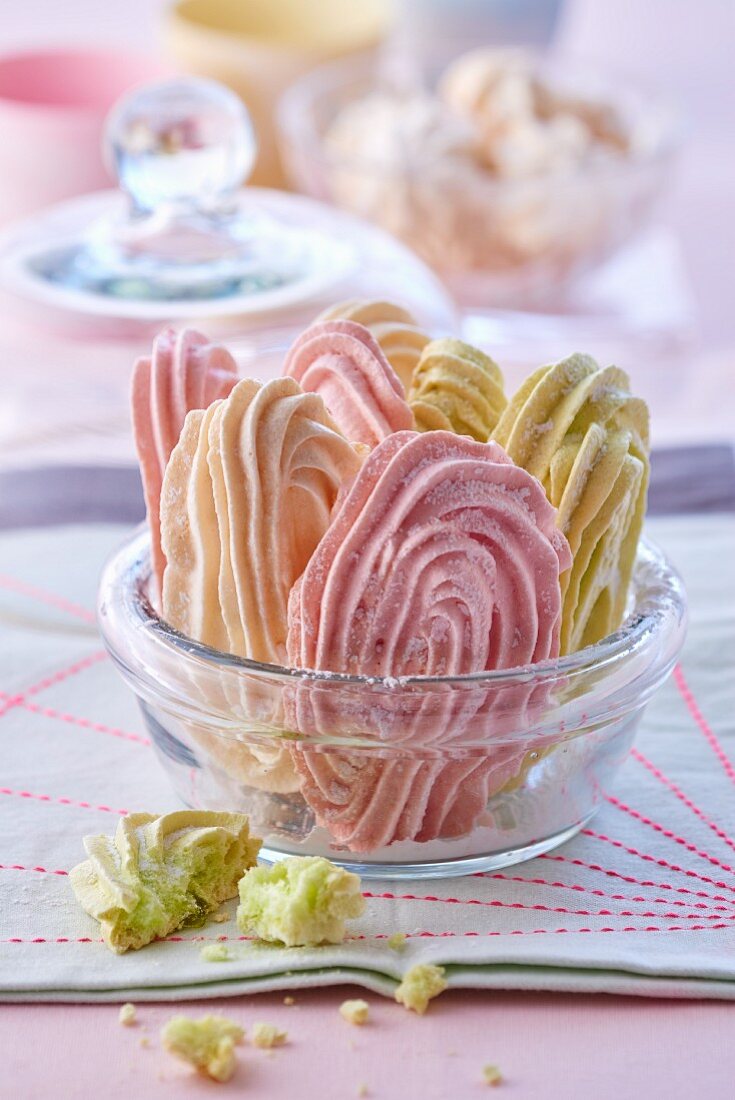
[
  {"x1": 283, "y1": 996, "x2": 296, "y2": 1006},
  {"x1": 483, "y1": 1064, "x2": 503, "y2": 1087},
  {"x1": 387, "y1": 932, "x2": 407, "y2": 951},
  {"x1": 251, "y1": 1022, "x2": 287, "y2": 1049},
  {"x1": 395, "y1": 964, "x2": 447, "y2": 1015},
  {"x1": 161, "y1": 1014, "x2": 244, "y2": 1083},
  {"x1": 118, "y1": 1003, "x2": 137, "y2": 1026},
  {"x1": 210, "y1": 910, "x2": 230, "y2": 924},
  {"x1": 200, "y1": 943, "x2": 233, "y2": 962},
  {"x1": 237, "y1": 856, "x2": 364, "y2": 946},
  {"x1": 139, "y1": 1037, "x2": 151, "y2": 1049},
  {"x1": 357, "y1": 1084, "x2": 369, "y2": 1097},
  {"x1": 340, "y1": 999, "x2": 369, "y2": 1026}
]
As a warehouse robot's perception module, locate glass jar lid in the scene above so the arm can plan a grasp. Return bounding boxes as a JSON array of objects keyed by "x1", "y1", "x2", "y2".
[{"x1": 0, "y1": 76, "x2": 456, "y2": 335}]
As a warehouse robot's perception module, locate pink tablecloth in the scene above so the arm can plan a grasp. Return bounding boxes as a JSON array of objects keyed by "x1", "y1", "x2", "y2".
[{"x1": 6, "y1": 989, "x2": 734, "y2": 1099}]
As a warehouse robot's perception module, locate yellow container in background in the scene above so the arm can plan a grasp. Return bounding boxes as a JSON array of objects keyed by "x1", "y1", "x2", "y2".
[{"x1": 165, "y1": 0, "x2": 392, "y2": 188}]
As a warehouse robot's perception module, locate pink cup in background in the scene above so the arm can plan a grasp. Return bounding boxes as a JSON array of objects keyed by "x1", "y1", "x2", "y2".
[{"x1": 0, "y1": 49, "x2": 167, "y2": 225}]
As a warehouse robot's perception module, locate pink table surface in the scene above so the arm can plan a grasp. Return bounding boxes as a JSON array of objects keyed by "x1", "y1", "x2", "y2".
[
  {"x1": 6, "y1": 989, "x2": 735, "y2": 1100},
  {"x1": 2, "y1": 1, "x2": 735, "y2": 1097}
]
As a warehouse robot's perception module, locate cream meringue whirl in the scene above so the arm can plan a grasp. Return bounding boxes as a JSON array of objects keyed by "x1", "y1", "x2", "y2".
[{"x1": 161, "y1": 377, "x2": 364, "y2": 663}]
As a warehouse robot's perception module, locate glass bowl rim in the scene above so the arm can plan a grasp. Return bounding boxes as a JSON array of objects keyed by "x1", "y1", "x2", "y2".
[
  {"x1": 99, "y1": 525, "x2": 687, "y2": 690},
  {"x1": 276, "y1": 50, "x2": 683, "y2": 185}
]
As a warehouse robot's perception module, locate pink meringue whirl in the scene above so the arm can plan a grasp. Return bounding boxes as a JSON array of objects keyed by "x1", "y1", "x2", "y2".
[
  {"x1": 283, "y1": 320, "x2": 414, "y2": 448},
  {"x1": 286, "y1": 431, "x2": 571, "y2": 853},
  {"x1": 131, "y1": 327, "x2": 238, "y2": 599},
  {"x1": 287, "y1": 431, "x2": 571, "y2": 677}
]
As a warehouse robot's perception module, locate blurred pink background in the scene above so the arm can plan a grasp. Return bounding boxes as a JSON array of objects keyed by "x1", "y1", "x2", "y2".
[{"x1": 1, "y1": 0, "x2": 733, "y2": 471}]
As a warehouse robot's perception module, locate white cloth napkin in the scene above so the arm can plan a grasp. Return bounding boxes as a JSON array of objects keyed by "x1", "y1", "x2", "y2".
[{"x1": 1, "y1": 516, "x2": 734, "y2": 1003}]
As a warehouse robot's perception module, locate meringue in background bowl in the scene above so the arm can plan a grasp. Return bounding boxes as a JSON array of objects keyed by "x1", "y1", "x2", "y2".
[
  {"x1": 278, "y1": 49, "x2": 679, "y2": 310},
  {"x1": 98, "y1": 528, "x2": 685, "y2": 880}
]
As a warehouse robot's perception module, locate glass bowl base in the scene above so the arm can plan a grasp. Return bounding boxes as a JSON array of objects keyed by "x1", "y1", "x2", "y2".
[{"x1": 256, "y1": 813, "x2": 597, "y2": 880}]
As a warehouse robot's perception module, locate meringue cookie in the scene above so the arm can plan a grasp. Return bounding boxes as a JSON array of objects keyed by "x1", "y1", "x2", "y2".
[
  {"x1": 439, "y1": 48, "x2": 537, "y2": 147},
  {"x1": 286, "y1": 430, "x2": 571, "y2": 852},
  {"x1": 317, "y1": 299, "x2": 431, "y2": 393},
  {"x1": 236, "y1": 855, "x2": 365, "y2": 946},
  {"x1": 286, "y1": 649, "x2": 554, "y2": 848},
  {"x1": 415, "y1": 749, "x2": 528, "y2": 842},
  {"x1": 160, "y1": 403, "x2": 229, "y2": 652},
  {"x1": 493, "y1": 353, "x2": 649, "y2": 653},
  {"x1": 288, "y1": 430, "x2": 571, "y2": 676},
  {"x1": 131, "y1": 327, "x2": 238, "y2": 600},
  {"x1": 326, "y1": 90, "x2": 479, "y2": 172},
  {"x1": 283, "y1": 319, "x2": 414, "y2": 447},
  {"x1": 69, "y1": 811, "x2": 261, "y2": 954},
  {"x1": 161, "y1": 376, "x2": 364, "y2": 664},
  {"x1": 161, "y1": 379, "x2": 363, "y2": 795},
  {"x1": 408, "y1": 337, "x2": 507, "y2": 439},
  {"x1": 439, "y1": 48, "x2": 595, "y2": 179}
]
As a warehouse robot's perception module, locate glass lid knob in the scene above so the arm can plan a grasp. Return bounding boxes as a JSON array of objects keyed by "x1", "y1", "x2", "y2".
[{"x1": 105, "y1": 77, "x2": 257, "y2": 216}]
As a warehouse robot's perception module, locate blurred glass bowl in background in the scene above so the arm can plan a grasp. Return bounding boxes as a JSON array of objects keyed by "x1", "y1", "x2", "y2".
[{"x1": 278, "y1": 52, "x2": 679, "y2": 311}]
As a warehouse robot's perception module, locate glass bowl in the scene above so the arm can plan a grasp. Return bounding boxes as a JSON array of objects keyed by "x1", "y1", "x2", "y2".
[
  {"x1": 98, "y1": 528, "x2": 686, "y2": 880},
  {"x1": 277, "y1": 54, "x2": 679, "y2": 310}
]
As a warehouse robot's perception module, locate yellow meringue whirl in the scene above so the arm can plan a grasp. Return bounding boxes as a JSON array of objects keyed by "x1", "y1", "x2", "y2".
[
  {"x1": 318, "y1": 298, "x2": 431, "y2": 394},
  {"x1": 408, "y1": 338, "x2": 507, "y2": 440},
  {"x1": 492, "y1": 353, "x2": 649, "y2": 653},
  {"x1": 69, "y1": 811, "x2": 261, "y2": 954}
]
